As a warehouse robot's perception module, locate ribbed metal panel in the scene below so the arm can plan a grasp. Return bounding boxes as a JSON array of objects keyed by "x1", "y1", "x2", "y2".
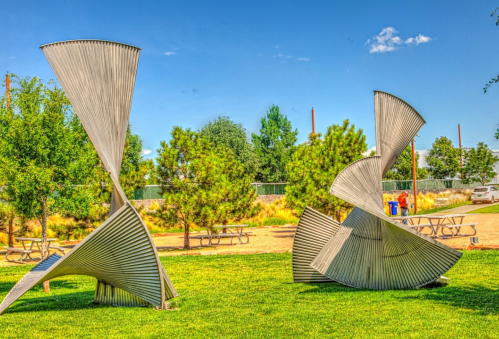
[
  {"x1": 307, "y1": 92, "x2": 462, "y2": 290},
  {"x1": 292, "y1": 207, "x2": 340, "y2": 283},
  {"x1": 41, "y1": 40, "x2": 139, "y2": 190},
  {"x1": 311, "y1": 208, "x2": 462, "y2": 289},
  {"x1": 94, "y1": 280, "x2": 150, "y2": 307},
  {"x1": 0, "y1": 40, "x2": 178, "y2": 314},
  {"x1": 374, "y1": 91, "x2": 426, "y2": 176},
  {"x1": 0, "y1": 203, "x2": 178, "y2": 314}
]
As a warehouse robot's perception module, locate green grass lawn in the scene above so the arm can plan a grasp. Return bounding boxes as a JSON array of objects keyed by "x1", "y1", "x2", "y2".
[
  {"x1": 470, "y1": 203, "x2": 499, "y2": 214},
  {"x1": 1, "y1": 252, "x2": 499, "y2": 338}
]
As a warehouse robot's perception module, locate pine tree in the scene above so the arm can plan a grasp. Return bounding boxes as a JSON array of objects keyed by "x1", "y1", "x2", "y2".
[
  {"x1": 286, "y1": 120, "x2": 366, "y2": 221},
  {"x1": 156, "y1": 127, "x2": 258, "y2": 249},
  {"x1": 252, "y1": 105, "x2": 298, "y2": 182}
]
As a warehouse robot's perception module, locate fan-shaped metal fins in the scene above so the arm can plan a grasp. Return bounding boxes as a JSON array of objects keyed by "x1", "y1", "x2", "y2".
[
  {"x1": 374, "y1": 91, "x2": 426, "y2": 176},
  {"x1": 329, "y1": 156, "x2": 384, "y2": 215},
  {"x1": 41, "y1": 40, "x2": 139, "y2": 201},
  {"x1": 0, "y1": 203, "x2": 178, "y2": 314},
  {"x1": 0, "y1": 40, "x2": 178, "y2": 315},
  {"x1": 307, "y1": 91, "x2": 462, "y2": 290},
  {"x1": 311, "y1": 208, "x2": 462, "y2": 289},
  {"x1": 292, "y1": 206, "x2": 340, "y2": 283}
]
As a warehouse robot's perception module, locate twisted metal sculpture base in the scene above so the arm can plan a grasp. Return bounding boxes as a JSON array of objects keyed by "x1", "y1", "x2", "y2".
[
  {"x1": 0, "y1": 40, "x2": 177, "y2": 314},
  {"x1": 293, "y1": 91, "x2": 462, "y2": 289}
]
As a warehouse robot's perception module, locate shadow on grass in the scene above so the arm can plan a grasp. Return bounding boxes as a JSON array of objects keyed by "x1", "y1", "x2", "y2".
[
  {"x1": 403, "y1": 285, "x2": 499, "y2": 315},
  {"x1": 3, "y1": 290, "x2": 102, "y2": 314},
  {"x1": 298, "y1": 282, "x2": 351, "y2": 293}
]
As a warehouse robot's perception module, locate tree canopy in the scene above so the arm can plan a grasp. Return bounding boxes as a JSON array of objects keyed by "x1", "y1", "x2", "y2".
[
  {"x1": 200, "y1": 116, "x2": 259, "y2": 177},
  {"x1": 252, "y1": 105, "x2": 298, "y2": 182},
  {"x1": 383, "y1": 145, "x2": 428, "y2": 181},
  {"x1": 426, "y1": 136, "x2": 461, "y2": 179},
  {"x1": 462, "y1": 142, "x2": 499, "y2": 186},
  {"x1": 286, "y1": 120, "x2": 366, "y2": 220},
  {"x1": 156, "y1": 127, "x2": 258, "y2": 249},
  {"x1": 0, "y1": 75, "x2": 98, "y2": 256}
]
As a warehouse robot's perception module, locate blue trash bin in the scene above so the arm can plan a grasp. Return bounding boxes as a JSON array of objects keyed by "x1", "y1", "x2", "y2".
[{"x1": 388, "y1": 201, "x2": 398, "y2": 216}]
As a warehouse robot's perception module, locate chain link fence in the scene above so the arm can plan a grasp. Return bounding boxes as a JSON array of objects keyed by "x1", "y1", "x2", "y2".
[
  {"x1": 381, "y1": 179, "x2": 480, "y2": 191},
  {"x1": 133, "y1": 179, "x2": 482, "y2": 199}
]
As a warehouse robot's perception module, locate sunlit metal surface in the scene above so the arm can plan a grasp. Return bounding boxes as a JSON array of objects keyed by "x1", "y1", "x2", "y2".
[
  {"x1": 292, "y1": 206, "x2": 340, "y2": 283},
  {"x1": 298, "y1": 91, "x2": 462, "y2": 289},
  {"x1": 0, "y1": 40, "x2": 177, "y2": 314}
]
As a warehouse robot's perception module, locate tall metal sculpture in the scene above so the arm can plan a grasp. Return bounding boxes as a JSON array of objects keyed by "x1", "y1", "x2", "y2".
[
  {"x1": 293, "y1": 91, "x2": 462, "y2": 289},
  {"x1": 0, "y1": 40, "x2": 178, "y2": 314}
]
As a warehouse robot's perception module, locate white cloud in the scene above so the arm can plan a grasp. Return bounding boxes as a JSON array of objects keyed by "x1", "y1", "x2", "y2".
[
  {"x1": 164, "y1": 48, "x2": 179, "y2": 56},
  {"x1": 405, "y1": 34, "x2": 432, "y2": 45},
  {"x1": 274, "y1": 53, "x2": 311, "y2": 62},
  {"x1": 367, "y1": 27, "x2": 432, "y2": 53},
  {"x1": 141, "y1": 148, "x2": 152, "y2": 155}
]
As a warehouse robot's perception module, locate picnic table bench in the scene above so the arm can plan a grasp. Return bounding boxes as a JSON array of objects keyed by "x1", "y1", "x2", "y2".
[
  {"x1": 190, "y1": 225, "x2": 251, "y2": 246},
  {"x1": 4, "y1": 238, "x2": 66, "y2": 263},
  {"x1": 392, "y1": 214, "x2": 478, "y2": 238}
]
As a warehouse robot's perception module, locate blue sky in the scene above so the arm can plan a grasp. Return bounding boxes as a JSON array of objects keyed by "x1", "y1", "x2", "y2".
[{"x1": 2, "y1": 0, "x2": 499, "y2": 161}]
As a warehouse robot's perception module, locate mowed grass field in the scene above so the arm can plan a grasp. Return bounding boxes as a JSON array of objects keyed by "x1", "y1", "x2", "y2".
[{"x1": 1, "y1": 252, "x2": 499, "y2": 338}]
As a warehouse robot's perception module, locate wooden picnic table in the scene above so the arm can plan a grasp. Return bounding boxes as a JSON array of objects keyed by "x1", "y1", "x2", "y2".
[
  {"x1": 392, "y1": 214, "x2": 477, "y2": 238},
  {"x1": 190, "y1": 224, "x2": 251, "y2": 246}
]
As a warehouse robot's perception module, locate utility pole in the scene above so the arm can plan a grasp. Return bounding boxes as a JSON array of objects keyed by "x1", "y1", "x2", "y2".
[
  {"x1": 311, "y1": 107, "x2": 315, "y2": 135},
  {"x1": 458, "y1": 124, "x2": 463, "y2": 168},
  {"x1": 411, "y1": 138, "x2": 418, "y2": 214}
]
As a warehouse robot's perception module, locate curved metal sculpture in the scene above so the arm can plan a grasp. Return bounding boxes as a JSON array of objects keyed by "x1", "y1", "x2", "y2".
[
  {"x1": 294, "y1": 91, "x2": 462, "y2": 289},
  {"x1": 292, "y1": 207, "x2": 339, "y2": 283},
  {"x1": 0, "y1": 40, "x2": 177, "y2": 314}
]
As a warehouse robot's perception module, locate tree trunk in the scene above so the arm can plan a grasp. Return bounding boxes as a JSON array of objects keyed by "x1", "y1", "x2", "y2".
[
  {"x1": 41, "y1": 198, "x2": 48, "y2": 259},
  {"x1": 8, "y1": 211, "x2": 14, "y2": 248},
  {"x1": 41, "y1": 197, "x2": 50, "y2": 292},
  {"x1": 183, "y1": 221, "x2": 190, "y2": 249},
  {"x1": 335, "y1": 210, "x2": 341, "y2": 223}
]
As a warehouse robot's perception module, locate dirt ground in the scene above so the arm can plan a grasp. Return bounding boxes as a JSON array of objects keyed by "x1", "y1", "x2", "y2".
[
  {"x1": 151, "y1": 213, "x2": 498, "y2": 256},
  {"x1": 1, "y1": 213, "x2": 497, "y2": 267}
]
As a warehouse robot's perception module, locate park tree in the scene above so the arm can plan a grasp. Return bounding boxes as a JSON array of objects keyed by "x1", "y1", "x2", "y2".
[
  {"x1": 200, "y1": 116, "x2": 259, "y2": 177},
  {"x1": 93, "y1": 124, "x2": 154, "y2": 201},
  {"x1": 426, "y1": 136, "x2": 461, "y2": 179},
  {"x1": 156, "y1": 127, "x2": 258, "y2": 249},
  {"x1": 119, "y1": 125, "x2": 154, "y2": 199},
  {"x1": 0, "y1": 75, "x2": 99, "y2": 261},
  {"x1": 383, "y1": 145, "x2": 428, "y2": 180},
  {"x1": 252, "y1": 105, "x2": 298, "y2": 182},
  {"x1": 462, "y1": 142, "x2": 499, "y2": 186},
  {"x1": 286, "y1": 120, "x2": 366, "y2": 221}
]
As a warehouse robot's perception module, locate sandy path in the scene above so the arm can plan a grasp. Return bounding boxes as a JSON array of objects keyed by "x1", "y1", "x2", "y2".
[
  {"x1": 434, "y1": 201, "x2": 499, "y2": 214},
  {"x1": 153, "y1": 226, "x2": 296, "y2": 255}
]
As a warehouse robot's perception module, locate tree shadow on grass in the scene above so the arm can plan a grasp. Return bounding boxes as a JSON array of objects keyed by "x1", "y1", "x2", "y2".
[
  {"x1": 0, "y1": 279, "x2": 81, "y2": 294},
  {"x1": 401, "y1": 285, "x2": 499, "y2": 316}
]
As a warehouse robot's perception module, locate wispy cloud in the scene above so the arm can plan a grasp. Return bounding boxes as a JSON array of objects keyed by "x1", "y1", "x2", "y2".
[
  {"x1": 164, "y1": 48, "x2": 179, "y2": 56},
  {"x1": 366, "y1": 27, "x2": 432, "y2": 53},
  {"x1": 141, "y1": 149, "x2": 152, "y2": 155},
  {"x1": 274, "y1": 53, "x2": 311, "y2": 62}
]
